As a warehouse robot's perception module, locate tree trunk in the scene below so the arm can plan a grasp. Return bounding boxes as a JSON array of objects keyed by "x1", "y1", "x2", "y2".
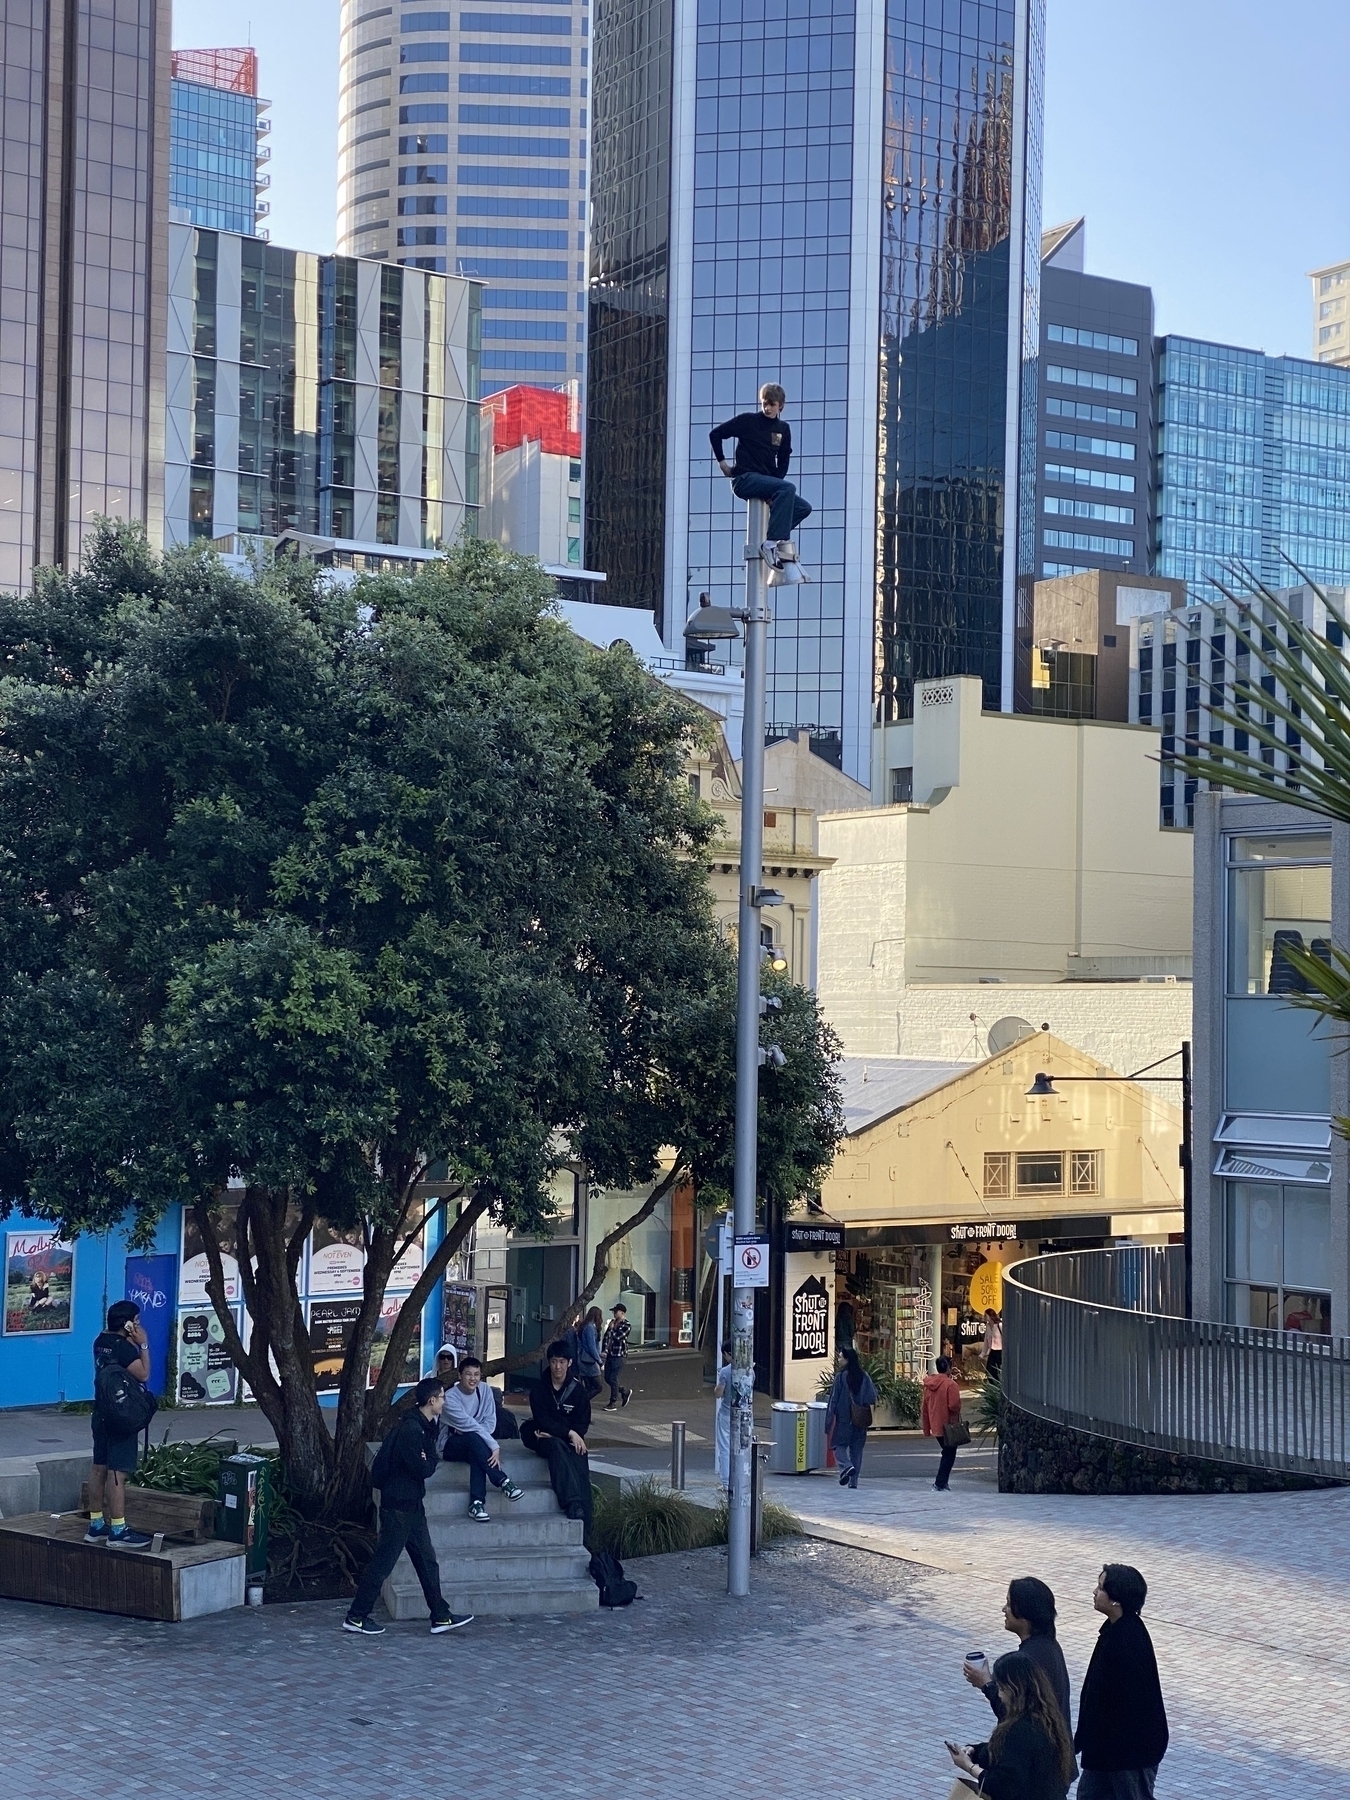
[{"x1": 196, "y1": 1193, "x2": 335, "y2": 1515}]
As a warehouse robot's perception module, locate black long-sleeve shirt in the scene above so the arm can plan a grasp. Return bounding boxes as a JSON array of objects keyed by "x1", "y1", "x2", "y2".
[
  {"x1": 1075, "y1": 1613, "x2": 1169, "y2": 1772},
  {"x1": 971, "y1": 1719, "x2": 1069, "y2": 1800},
  {"x1": 709, "y1": 411, "x2": 792, "y2": 478},
  {"x1": 375, "y1": 1409, "x2": 440, "y2": 1507},
  {"x1": 984, "y1": 1633, "x2": 1073, "y2": 1732},
  {"x1": 529, "y1": 1370, "x2": 592, "y2": 1442}
]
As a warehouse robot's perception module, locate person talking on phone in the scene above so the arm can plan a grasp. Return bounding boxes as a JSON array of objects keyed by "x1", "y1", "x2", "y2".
[
  {"x1": 946, "y1": 1651, "x2": 1075, "y2": 1799},
  {"x1": 85, "y1": 1300, "x2": 154, "y2": 1549}
]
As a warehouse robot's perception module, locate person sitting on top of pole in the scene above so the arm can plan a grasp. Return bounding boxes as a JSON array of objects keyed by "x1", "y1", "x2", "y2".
[{"x1": 710, "y1": 383, "x2": 812, "y2": 574}]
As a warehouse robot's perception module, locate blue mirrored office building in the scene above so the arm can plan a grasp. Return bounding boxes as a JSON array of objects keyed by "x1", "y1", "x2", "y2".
[{"x1": 588, "y1": 0, "x2": 1044, "y2": 779}]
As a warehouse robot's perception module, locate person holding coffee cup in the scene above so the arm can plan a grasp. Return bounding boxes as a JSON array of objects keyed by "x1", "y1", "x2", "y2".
[{"x1": 963, "y1": 1575, "x2": 1072, "y2": 1731}]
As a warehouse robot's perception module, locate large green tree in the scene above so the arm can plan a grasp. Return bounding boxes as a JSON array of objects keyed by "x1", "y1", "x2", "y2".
[{"x1": 0, "y1": 525, "x2": 843, "y2": 1519}]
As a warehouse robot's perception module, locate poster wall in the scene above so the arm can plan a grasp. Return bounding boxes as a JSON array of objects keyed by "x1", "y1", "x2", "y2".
[
  {"x1": 177, "y1": 1306, "x2": 243, "y2": 1404},
  {"x1": 370, "y1": 1292, "x2": 422, "y2": 1390},
  {"x1": 179, "y1": 1207, "x2": 240, "y2": 1306},
  {"x1": 124, "y1": 1254, "x2": 178, "y2": 1394},
  {"x1": 4, "y1": 1230, "x2": 74, "y2": 1336},
  {"x1": 441, "y1": 1282, "x2": 478, "y2": 1358},
  {"x1": 307, "y1": 1222, "x2": 365, "y2": 1297},
  {"x1": 309, "y1": 1299, "x2": 363, "y2": 1394}
]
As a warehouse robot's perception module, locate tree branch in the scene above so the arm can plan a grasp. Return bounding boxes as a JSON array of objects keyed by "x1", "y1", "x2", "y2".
[{"x1": 194, "y1": 1197, "x2": 281, "y2": 1419}]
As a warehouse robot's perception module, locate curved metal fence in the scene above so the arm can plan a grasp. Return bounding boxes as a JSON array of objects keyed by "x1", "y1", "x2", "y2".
[{"x1": 1003, "y1": 1247, "x2": 1350, "y2": 1479}]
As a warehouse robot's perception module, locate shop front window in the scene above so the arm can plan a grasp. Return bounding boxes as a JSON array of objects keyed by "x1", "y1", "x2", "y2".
[
  {"x1": 585, "y1": 1184, "x2": 673, "y2": 1348},
  {"x1": 1225, "y1": 1180, "x2": 1331, "y2": 1334}
]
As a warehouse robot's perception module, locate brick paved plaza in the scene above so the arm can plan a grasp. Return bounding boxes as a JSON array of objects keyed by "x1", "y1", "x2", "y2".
[{"x1": 1, "y1": 1475, "x2": 1345, "y2": 1799}]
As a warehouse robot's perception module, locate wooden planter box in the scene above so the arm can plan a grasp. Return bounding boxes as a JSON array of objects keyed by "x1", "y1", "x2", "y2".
[{"x1": 0, "y1": 1513, "x2": 244, "y2": 1621}]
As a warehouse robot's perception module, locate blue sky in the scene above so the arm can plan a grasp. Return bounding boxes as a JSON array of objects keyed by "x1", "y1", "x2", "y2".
[{"x1": 172, "y1": 0, "x2": 1350, "y2": 358}]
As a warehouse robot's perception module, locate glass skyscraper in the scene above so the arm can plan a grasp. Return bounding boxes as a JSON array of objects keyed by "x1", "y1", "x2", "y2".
[
  {"x1": 1156, "y1": 338, "x2": 1350, "y2": 598},
  {"x1": 336, "y1": 2, "x2": 589, "y2": 403},
  {"x1": 164, "y1": 224, "x2": 481, "y2": 551},
  {"x1": 0, "y1": 0, "x2": 170, "y2": 592},
  {"x1": 169, "y1": 47, "x2": 269, "y2": 238},
  {"x1": 587, "y1": 0, "x2": 1042, "y2": 777}
]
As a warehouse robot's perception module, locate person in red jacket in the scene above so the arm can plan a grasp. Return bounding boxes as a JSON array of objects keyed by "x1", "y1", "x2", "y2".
[{"x1": 921, "y1": 1354, "x2": 964, "y2": 1491}]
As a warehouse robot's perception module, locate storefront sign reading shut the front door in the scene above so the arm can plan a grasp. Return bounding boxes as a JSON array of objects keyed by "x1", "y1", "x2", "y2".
[{"x1": 791, "y1": 1274, "x2": 830, "y2": 1359}]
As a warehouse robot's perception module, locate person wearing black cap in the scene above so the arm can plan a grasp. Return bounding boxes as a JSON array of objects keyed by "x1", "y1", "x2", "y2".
[
  {"x1": 600, "y1": 1302, "x2": 632, "y2": 1410},
  {"x1": 521, "y1": 1341, "x2": 593, "y2": 1531},
  {"x1": 344, "y1": 1376, "x2": 472, "y2": 1637}
]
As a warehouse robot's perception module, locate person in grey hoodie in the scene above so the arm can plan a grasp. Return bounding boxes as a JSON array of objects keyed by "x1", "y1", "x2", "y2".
[{"x1": 439, "y1": 1355, "x2": 525, "y2": 1521}]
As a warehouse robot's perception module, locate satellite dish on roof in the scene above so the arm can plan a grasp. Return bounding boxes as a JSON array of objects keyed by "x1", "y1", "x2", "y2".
[{"x1": 988, "y1": 1016, "x2": 1036, "y2": 1055}]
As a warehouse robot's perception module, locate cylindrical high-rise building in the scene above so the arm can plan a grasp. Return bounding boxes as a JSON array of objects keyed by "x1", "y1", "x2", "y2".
[
  {"x1": 587, "y1": 0, "x2": 1045, "y2": 783},
  {"x1": 337, "y1": 1, "x2": 590, "y2": 403}
]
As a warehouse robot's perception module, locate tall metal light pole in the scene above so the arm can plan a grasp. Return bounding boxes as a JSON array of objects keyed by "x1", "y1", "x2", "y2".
[
  {"x1": 727, "y1": 497, "x2": 771, "y2": 1598},
  {"x1": 681, "y1": 498, "x2": 775, "y2": 1598}
]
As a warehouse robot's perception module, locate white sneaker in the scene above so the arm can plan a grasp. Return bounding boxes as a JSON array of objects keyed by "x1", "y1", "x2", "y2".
[{"x1": 759, "y1": 539, "x2": 783, "y2": 569}]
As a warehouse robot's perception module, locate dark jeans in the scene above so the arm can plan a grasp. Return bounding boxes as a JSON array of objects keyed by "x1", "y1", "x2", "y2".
[
  {"x1": 1077, "y1": 1769, "x2": 1158, "y2": 1799},
  {"x1": 731, "y1": 471, "x2": 812, "y2": 544},
  {"x1": 441, "y1": 1430, "x2": 510, "y2": 1504},
  {"x1": 520, "y1": 1422, "x2": 592, "y2": 1531},
  {"x1": 834, "y1": 1423, "x2": 867, "y2": 1486},
  {"x1": 935, "y1": 1440, "x2": 958, "y2": 1489},
  {"x1": 603, "y1": 1354, "x2": 626, "y2": 1405},
  {"x1": 350, "y1": 1501, "x2": 446, "y2": 1623},
  {"x1": 985, "y1": 1350, "x2": 1003, "y2": 1379}
]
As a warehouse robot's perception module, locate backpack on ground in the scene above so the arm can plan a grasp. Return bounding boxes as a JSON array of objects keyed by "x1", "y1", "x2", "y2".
[
  {"x1": 588, "y1": 1548, "x2": 638, "y2": 1609},
  {"x1": 94, "y1": 1362, "x2": 158, "y2": 1437}
]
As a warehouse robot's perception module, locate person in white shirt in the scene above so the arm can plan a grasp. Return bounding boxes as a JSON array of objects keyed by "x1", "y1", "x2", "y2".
[
  {"x1": 982, "y1": 1308, "x2": 1004, "y2": 1380},
  {"x1": 439, "y1": 1356, "x2": 524, "y2": 1521}
]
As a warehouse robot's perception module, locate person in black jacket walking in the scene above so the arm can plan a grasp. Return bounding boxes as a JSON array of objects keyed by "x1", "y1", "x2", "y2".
[
  {"x1": 521, "y1": 1341, "x2": 593, "y2": 1531},
  {"x1": 948, "y1": 1651, "x2": 1075, "y2": 1800},
  {"x1": 965, "y1": 1576, "x2": 1073, "y2": 1733},
  {"x1": 1075, "y1": 1564, "x2": 1169, "y2": 1798},
  {"x1": 709, "y1": 383, "x2": 812, "y2": 571},
  {"x1": 344, "y1": 1377, "x2": 472, "y2": 1638}
]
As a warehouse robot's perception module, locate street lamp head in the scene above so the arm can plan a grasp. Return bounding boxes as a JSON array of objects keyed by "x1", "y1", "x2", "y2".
[
  {"x1": 683, "y1": 596, "x2": 741, "y2": 642},
  {"x1": 1026, "y1": 1072, "x2": 1057, "y2": 1098},
  {"x1": 762, "y1": 946, "x2": 789, "y2": 973}
]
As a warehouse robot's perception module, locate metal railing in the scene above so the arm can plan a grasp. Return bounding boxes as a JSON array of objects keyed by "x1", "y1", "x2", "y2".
[{"x1": 1004, "y1": 1247, "x2": 1350, "y2": 1479}]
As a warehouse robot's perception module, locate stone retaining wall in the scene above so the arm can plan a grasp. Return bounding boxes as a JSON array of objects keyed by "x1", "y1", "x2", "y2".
[{"x1": 998, "y1": 1401, "x2": 1345, "y2": 1495}]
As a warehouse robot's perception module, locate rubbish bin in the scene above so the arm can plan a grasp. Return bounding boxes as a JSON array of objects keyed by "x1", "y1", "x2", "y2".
[
  {"x1": 218, "y1": 1453, "x2": 271, "y2": 1578},
  {"x1": 768, "y1": 1401, "x2": 810, "y2": 1474},
  {"x1": 805, "y1": 1400, "x2": 828, "y2": 1469}
]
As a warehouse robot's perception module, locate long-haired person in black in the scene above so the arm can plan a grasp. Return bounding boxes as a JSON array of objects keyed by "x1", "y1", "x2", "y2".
[
  {"x1": 964, "y1": 1575, "x2": 1073, "y2": 1731},
  {"x1": 823, "y1": 1345, "x2": 878, "y2": 1489},
  {"x1": 947, "y1": 1651, "x2": 1076, "y2": 1800}
]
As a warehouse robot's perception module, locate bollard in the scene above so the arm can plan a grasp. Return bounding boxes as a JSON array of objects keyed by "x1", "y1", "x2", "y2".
[{"x1": 670, "y1": 1419, "x2": 687, "y2": 1490}]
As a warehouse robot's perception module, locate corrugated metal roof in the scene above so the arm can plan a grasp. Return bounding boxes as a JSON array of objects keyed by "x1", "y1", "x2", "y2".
[{"x1": 838, "y1": 1055, "x2": 973, "y2": 1135}]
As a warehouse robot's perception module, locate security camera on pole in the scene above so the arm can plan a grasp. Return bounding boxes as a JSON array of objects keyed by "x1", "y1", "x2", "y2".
[{"x1": 684, "y1": 381, "x2": 812, "y2": 1598}]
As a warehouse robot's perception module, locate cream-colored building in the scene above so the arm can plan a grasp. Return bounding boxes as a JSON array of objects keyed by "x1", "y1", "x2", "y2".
[
  {"x1": 822, "y1": 1034, "x2": 1183, "y2": 1379},
  {"x1": 1310, "y1": 259, "x2": 1350, "y2": 366}
]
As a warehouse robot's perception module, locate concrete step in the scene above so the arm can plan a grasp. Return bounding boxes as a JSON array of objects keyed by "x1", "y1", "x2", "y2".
[
  {"x1": 379, "y1": 1450, "x2": 594, "y2": 1618},
  {"x1": 422, "y1": 1513, "x2": 584, "y2": 1551},
  {"x1": 435, "y1": 1544, "x2": 591, "y2": 1585}
]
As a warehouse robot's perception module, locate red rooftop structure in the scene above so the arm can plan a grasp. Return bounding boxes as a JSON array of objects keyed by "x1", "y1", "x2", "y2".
[
  {"x1": 483, "y1": 385, "x2": 581, "y2": 459},
  {"x1": 170, "y1": 47, "x2": 259, "y2": 96}
]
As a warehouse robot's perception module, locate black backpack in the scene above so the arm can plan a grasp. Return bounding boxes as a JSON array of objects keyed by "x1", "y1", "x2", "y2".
[
  {"x1": 370, "y1": 1425, "x2": 399, "y2": 1491},
  {"x1": 588, "y1": 1548, "x2": 638, "y2": 1609},
  {"x1": 94, "y1": 1362, "x2": 158, "y2": 1437}
]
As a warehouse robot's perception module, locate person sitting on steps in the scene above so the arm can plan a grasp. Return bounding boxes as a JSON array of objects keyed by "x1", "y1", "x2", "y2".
[
  {"x1": 709, "y1": 382, "x2": 812, "y2": 572},
  {"x1": 439, "y1": 1355, "x2": 525, "y2": 1521},
  {"x1": 521, "y1": 1340, "x2": 593, "y2": 1534}
]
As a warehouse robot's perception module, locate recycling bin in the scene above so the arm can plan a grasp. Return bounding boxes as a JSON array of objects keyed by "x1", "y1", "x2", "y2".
[
  {"x1": 218, "y1": 1453, "x2": 271, "y2": 1578},
  {"x1": 768, "y1": 1401, "x2": 810, "y2": 1473},
  {"x1": 805, "y1": 1400, "x2": 828, "y2": 1468}
]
